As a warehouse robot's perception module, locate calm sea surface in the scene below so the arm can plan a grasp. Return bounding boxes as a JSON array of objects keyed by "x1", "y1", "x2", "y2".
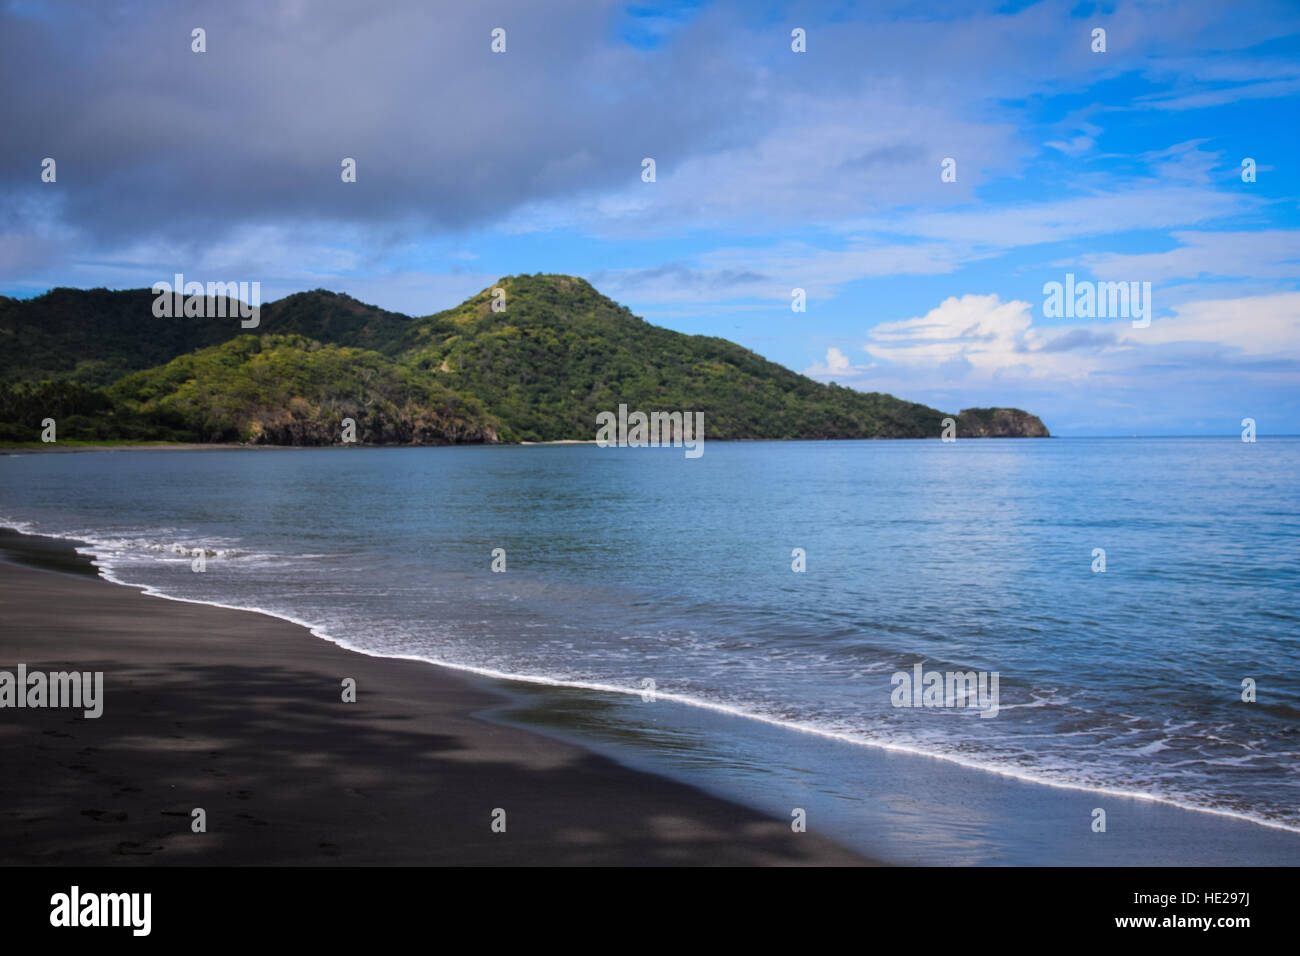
[{"x1": 2, "y1": 438, "x2": 1297, "y2": 845}]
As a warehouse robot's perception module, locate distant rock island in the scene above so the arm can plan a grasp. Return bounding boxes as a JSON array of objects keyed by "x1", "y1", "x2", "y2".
[{"x1": 0, "y1": 274, "x2": 1049, "y2": 444}]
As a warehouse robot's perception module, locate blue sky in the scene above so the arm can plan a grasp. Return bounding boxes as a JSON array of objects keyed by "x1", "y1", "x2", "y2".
[{"x1": 1, "y1": 0, "x2": 1296, "y2": 434}]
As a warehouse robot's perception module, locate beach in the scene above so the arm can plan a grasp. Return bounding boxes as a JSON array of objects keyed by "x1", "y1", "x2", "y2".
[
  {"x1": 3, "y1": 441, "x2": 1300, "y2": 865},
  {"x1": 0, "y1": 537, "x2": 869, "y2": 866}
]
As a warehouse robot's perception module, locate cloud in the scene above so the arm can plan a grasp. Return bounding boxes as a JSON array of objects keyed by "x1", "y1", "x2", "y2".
[
  {"x1": 1138, "y1": 291, "x2": 1300, "y2": 360},
  {"x1": 850, "y1": 291, "x2": 1300, "y2": 390},
  {"x1": 20, "y1": 0, "x2": 1279, "y2": 254},
  {"x1": 790, "y1": 289, "x2": 1300, "y2": 435},
  {"x1": 589, "y1": 235, "x2": 997, "y2": 309},
  {"x1": 0, "y1": 0, "x2": 719, "y2": 244},
  {"x1": 501, "y1": 90, "x2": 1020, "y2": 237},
  {"x1": 825, "y1": 347, "x2": 851, "y2": 372},
  {"x1": 3, "y1": 0, "x2": 1294, "y2": 298},
  {"x1": 589, "y1": 263, "x2": 770, "y2": 302},
  {"x1": 878, "y1": 184, "x2": 1252, "y2": 248},
  {"x1": 1037, "y1": 328, "x2": 1118, "y2": 352},
  {"x1": 1077, "y1": 231, "x2": 1300, "y2": 282},
  {"x1": 1132, "y1": 78, "x2": 1300, "y2": 111},
  {"x1": 803, "y1": 346, "x2": 870, "y2": 378},
  {"x1": 1044, "y1": 134, "x2": 1095, "y2": 156},
  {"x1": 864, "y1": 293, "x2": 1071, "y2": 379}
]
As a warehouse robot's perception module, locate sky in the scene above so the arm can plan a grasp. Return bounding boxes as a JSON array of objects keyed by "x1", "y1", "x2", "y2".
[{"x1": 1, "y1": 0, "x2": 1296, "y2": 435}]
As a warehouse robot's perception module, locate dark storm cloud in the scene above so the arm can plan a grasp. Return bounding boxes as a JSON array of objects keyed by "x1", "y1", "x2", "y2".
[
  {"x1": 0, "y1": 0, "x2": 759, "y2": 244},
  {"x1": 4, "y1": 0, "x2": 1290, "y2": 288}
]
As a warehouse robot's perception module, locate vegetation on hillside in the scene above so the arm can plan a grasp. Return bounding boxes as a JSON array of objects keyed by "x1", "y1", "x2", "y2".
[
  {"x1": 0, "y1": 275, "x2": 1049, "y2": 444},
  {"x1": 106, "y1": 335, "x2": 500, "y2": 444},
  {"x1": 0, "y1": 288, "x2": 241, "y2": 387},
  {"x1": 400, "y1": 275, "x2": 949, "y2": 441},
  {"x1": 0, "y1": 287, "x2": 415, "y2": 387}
]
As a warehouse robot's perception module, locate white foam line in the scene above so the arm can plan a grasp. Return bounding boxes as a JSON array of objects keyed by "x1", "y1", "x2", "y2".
[{"x1": 10, "y1": 518, "x2": 1300, "y2": 837}]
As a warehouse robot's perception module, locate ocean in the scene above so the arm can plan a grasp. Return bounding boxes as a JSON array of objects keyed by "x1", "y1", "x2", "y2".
[{"x1": 2, "y1": 438, "x2": 1297, "y2": 864}]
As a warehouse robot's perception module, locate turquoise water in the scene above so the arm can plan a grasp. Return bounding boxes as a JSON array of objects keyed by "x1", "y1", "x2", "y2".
[{"x1": 1, "y1": 438, "x2": 1297, "y2": 849}]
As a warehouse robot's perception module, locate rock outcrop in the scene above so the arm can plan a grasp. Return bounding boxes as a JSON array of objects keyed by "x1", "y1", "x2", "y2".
[{"x1": 955, "y1": 407, "x2": 1051, "y2": 438}]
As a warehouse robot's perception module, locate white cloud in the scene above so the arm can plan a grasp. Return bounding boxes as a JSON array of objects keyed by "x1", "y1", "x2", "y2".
[
  {"x1": 864, "y1": 293, "x2": 1095, "y2": 381},
  {"x1": 841, "y1": 290, "x2": 1300, "y2": 390},
  {"x1": 803, "y1": 345, "x2": 871, "y2": 378},
  {"x1": 877, "y1": 184, "x2": 1251, "y2": 248},
  {"x1": 1138, "y1": 291, "x2": 1300, "y2": 360},
  {"x1": 1077, "y1": 230, "x2": 1300, "y2": 282},
  {"x1": 1044, "y1": 134, "x2": 1095, "y2": 156},
  {"x1": 1132, "y1": 78, "x2": 1300, "y2": 112}
]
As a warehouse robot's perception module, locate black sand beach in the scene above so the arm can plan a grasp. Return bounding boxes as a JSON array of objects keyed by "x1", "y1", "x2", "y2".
[{"x1": 0, "y1": 538, "x2": 869, "y2": 866}]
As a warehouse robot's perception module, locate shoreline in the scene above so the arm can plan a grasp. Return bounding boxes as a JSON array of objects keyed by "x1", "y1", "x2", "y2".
[
  {"x1": 0, "y1": 433, "x2": 1049, "y2": 455},
  {"x1": 0, "y1": 532, "x2": 870, "y2": 865},
  {"x1": 2, "y1": 524, "x2": 1296, "y2": 864},
  {"x1": 24, "y1": 518, "x2": 1295, "y2": 845}
]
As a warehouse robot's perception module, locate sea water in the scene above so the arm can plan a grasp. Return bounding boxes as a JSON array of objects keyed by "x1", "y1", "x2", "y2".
[{"x1": 2, "y1": 438, "x2": 1296, "y2": 862}]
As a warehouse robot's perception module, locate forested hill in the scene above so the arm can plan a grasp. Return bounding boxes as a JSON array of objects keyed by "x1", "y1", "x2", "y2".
[
  {"x1": 0, "y1": 287, "x2": 413, "y2": 386},
  {"x1": 0, "y1": 275, "x2": 1049, "y2": 443}
]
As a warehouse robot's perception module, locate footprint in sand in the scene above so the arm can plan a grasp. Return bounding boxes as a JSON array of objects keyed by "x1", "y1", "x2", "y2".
[
  {"x1": 81, "y1": 808, "x2": 127, "y2": 822},
  {"x1": 114, "y1": 841, "x2": 162, "y2": 856}
]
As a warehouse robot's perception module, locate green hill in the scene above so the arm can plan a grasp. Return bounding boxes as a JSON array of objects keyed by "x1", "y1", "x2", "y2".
[
  {"x1": 0, "y1": 287, "x2": 413, "y2": 387},
  {"x1": 399, "y1": 274, "x2": 956, "y2": 441},
  {"x1": 0, "y1": 287, "x2": 240, "y2": 387},
  {"x1": 105, "y1": 335, "x2": 499, "y2": 444},
  {"x1": 0, "y1": 274, "x2": 1049, "y2": 444}
]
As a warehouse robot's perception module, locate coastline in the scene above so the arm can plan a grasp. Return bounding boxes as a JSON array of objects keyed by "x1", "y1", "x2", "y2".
[
  {"x1": 0, "y1": 532, "x2": 870, "y2": 865},
  {"x1": 2, "y1": 517, "x2": 1296, "y2": 865},
  {"x1": 1, "y1": 433, "x2": 1043, "y2": 456}
]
